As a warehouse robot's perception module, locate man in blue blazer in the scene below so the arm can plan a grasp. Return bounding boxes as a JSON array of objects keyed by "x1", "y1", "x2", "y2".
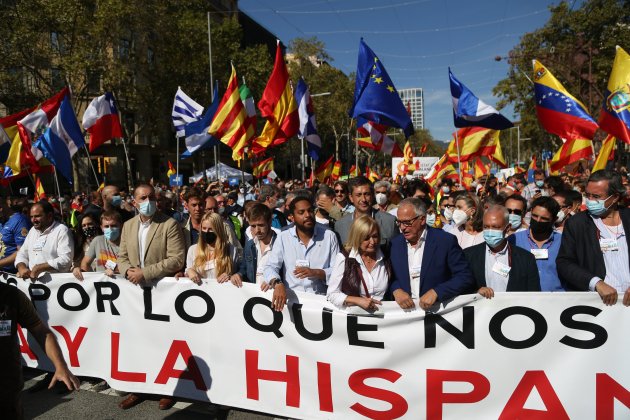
[{"x1": 389, "y1": 198, "x2": 475, "y2": 310}]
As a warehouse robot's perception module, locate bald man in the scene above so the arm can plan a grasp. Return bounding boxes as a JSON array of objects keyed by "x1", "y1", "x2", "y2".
[{"x1": 463, "y1": 205, "x2": 540, "y2": 298}]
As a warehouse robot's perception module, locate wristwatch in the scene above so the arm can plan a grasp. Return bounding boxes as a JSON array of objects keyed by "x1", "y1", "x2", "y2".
[{"x1": 270, "y1": 278, "x2": 282, "y2": 287}]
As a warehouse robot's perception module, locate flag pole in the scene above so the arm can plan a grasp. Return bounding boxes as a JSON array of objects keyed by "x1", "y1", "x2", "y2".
[
  {"x1": 83, "y1": 145, "x2": 101, "y2": 187},
  {"x1": 301, "y1": 138, "x2": 305, "y2": 181},
  {"x1": 454, "y1": 129, "x2": 463, "y2": 186},
  {"x1": 52, "y1": 166, "x2": 64, "y2": 219}
]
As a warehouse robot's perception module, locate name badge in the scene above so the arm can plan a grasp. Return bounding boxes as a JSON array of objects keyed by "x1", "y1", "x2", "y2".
[
  {"x1": 600, "y1": 238, "x2": 619, "y2": 252},
  {"x1": 410, "y1": 265, "x2": 422, "y2": 278},
  {"x1": 295, "y1": 259, "x2": 310, "y2": 268},
  {"x1": 492, "y1": 261, "x2": 511, "y2": 277},
  {"x1": 33, "y1": 239, "x2": 45, "y2": 252},
  {"x1": 105, "y1": 260, "x2": 117, "y2": 270},
  {"x1": 530, "y1": 248, "x2": 549, "y2": 260},
  {"x1": 0, "y1": 320, "x2": 11, "y2": 337}
]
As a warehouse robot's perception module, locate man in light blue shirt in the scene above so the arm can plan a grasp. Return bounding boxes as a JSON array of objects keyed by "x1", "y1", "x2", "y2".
[{"x1": 264, "y1": 197, "x2": 340, "y2": 308}]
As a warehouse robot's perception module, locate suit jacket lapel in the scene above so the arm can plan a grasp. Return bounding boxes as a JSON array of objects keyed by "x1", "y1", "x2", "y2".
[
  {"x1": 143, "y1": 215, "x2": 162, "y2": 262},
  {"x1": 128, "y1": 217, "x2": 141, "y2": 265}
]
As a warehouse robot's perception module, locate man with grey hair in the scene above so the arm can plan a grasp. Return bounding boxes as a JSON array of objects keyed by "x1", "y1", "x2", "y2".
[
  {"x1": 259, "y1": 184, "x2": 288, "y2": 229},
  {"x1": 374, "y1": 180, "x2": 396, "y2": 213},
  {"x1": 464, "y1": 205, "x2": 540, "y2": 297},
  {"x1": 557, "y1": 169, "x2": 630, "y2": 306},
  {"x1": 388, "y1": 197, "x2": 474, "y2": 310}
]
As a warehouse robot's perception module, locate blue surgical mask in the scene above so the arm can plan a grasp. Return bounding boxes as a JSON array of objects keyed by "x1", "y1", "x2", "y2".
[
  {"x1": 139, "y1": 200, "x2": 157, "y2": 217},
  {"x1": 111, "y1": 195, "x2": 122, "y2": 207},
  {"x1": 535, "y1": 180, "x2": 544, "y2": 188},
  {"x1": 104, "y1": 227, "x2": 121, "y2": 241},
  {"x1": 426, "y1": 213, "x2": 436, "y2": 227},
  {"x1": 508, "y1": 214, "x2": 522, "y2": 229},
  {"x1": 483, "y1": 229, "x2": 505, "y2": 248},
  {"x1": 442, "y1": 186, "x2": 450, "y2": 194},
  {"x1": 586, "y1": 196, "x2": 611, "y2": 216}
]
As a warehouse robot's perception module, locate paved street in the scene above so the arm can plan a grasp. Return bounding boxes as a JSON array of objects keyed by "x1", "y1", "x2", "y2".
[{"x1": 22, "y1": 368, "x2": 276, "y2": 420}]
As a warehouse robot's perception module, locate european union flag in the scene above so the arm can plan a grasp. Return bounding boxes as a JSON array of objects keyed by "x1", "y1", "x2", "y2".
[{"x1": 350, "y1": 39, "x2": 414, "y2": 138}]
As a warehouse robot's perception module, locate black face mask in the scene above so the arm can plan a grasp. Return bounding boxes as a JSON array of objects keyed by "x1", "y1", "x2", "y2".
[
  {"x1": 203, "y1": 231, "x2": 217, "y2": 244},
  {"x1": 82, "y1": 226, "x2": 99, "y2": 238},
  {"x1": 530, "y1": 219, "x2": 554, "y2": 237}
]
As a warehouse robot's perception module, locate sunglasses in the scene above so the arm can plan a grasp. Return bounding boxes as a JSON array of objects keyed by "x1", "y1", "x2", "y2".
[{"x1": 506, "y1": 208, "x2": 522, "y2": 216}]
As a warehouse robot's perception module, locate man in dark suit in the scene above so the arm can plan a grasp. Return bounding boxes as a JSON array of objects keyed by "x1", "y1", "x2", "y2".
[
  {"x1": 464, "y1": 205, "x2": 540, "y2": 297},
  {"x1": 389, "y1": 198, "x2": 474, "y2": 310},
  {"x1": 557, "y1": 169, "x2": 630, "y2": 306},
  {"x1": 334, "y1": 176, "x2": 398, "y2": 247}
]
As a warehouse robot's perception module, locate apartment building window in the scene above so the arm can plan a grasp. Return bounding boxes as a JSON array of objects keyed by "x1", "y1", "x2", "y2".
[{"x1": 118, "y1": 38, "x2": 131, "y2": 59}]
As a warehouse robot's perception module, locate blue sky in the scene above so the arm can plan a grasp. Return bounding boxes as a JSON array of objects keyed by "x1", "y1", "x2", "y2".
[{"x1": 239, "y1": 0, "x2": 571, "y2": 142}]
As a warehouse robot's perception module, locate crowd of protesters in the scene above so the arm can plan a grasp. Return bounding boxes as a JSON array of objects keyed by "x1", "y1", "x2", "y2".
[{"x1": 2, "y1": 167, "x2": 630, "y2": 415}]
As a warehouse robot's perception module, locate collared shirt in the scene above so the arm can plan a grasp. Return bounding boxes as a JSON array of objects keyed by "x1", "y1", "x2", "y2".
[
  {"x1": 327, "y1": 248, "x2": 388, "y2": 307},
  {"x1": 451, "y1": 225, "x2": 484, "y2": 249},
  {"x1": 407, "y1": 229, "x2": 427, "y2": 299},
  {"x1": 589, "y1": 216, "x2": 630, "y2": 293},
  {"x1": 15, "y1": 221, "x2": 74, "y2": 272},
  {"x1": 264, "y1": 224, "x2": 340, "y2": 295},
  {"x1": 522, "y1": 183, "x2": 549, "y2": 202},
  {"x1": 254, "y1": 236, "x2": 274, "y2": 284},
  {"x1": 484, "y1": 243, "x2": 510, "y2": 292},
  {"x1": 0, "y1": 212, "x2": 31, "y2": 272},
  {"x1": 137, "y1": 219, "x2": 152, "y2": 268},
  {"x1": 513, "y1": 229, "x2": 563, "y2": 291}
]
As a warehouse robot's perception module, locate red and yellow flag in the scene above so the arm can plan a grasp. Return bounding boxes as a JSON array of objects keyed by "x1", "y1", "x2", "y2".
[
  {"x1": 167, "y1": 161, "x2": 175, "y2": 178},
  {"x1": 349, "y1": 165, "x2": 359, "y2": 178},
  {"x1": 365, "y1": 166, "x2": 379, "y2": 182},
  {"x1": 253, "y1": 157, "x2": 274, "y2": 178},
  {"x1": 488, "y1": 137, "x2": 507, "y2": 168},
  {"x1": 34, "y1": 174, "x2": 46, "y2": 201},
  {"x1": 592, "y1": 134, "x2": 616, "y2": 172},
  {"x1": 425, "y1": 155, "x2": 456, "y2": 188},
  {"x1": 460, "y1": 161, "x2": 473, "y2": 189},
  {"x1": 550, "y1": 138, "x2": 593, "y2": 172},
  {"x1": 473, "y1": 157, "x2": 489, "y2": 179},
  {"x1": 528, "y1": 155, "x2": 537, "y2": 171},
  {"x1": 315, "y1": 156, "x2": 334, "y2": 182},
  {"x1": 446, "y1": 126, "x2": 501, "y2": 163},
  {"x1": 331, "y1": 161, "x2": 342, "y2": 181},
  {"x1": 252, "y1": 42, "x2": 299, "y2": 155}
]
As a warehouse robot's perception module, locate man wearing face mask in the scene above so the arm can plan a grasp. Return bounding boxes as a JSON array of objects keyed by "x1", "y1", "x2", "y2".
[
  {"x1": 464, "y1": 205, "x2": 540, "y2": 298},
  {"x1": 101, "y1": 185, "x2": 134, "y2": 223},
  {"x1": 73, "y1": 211, "x2": 122, "y2": 279},
  {"x1": 512, "y1": 197, "x2": 563, "y2": 291},
  {"x1": 439, "y1": 195, "x2": 456, "y2": 232},
  {"x1": 552, "y1": 191, "x2": 575, "y2": 232},
  {"x1": 505, "y1": 195, "x2": 528, "y2": 236},
  {"x1": 522, "y1": 170, "x2": 549, "y2": 203},
  {"x1": 557, "y1": 170, "x2": 630, "y2": 306},
  {"x1": 373, "y1": 181, "x2": 397, "y2": 213}
]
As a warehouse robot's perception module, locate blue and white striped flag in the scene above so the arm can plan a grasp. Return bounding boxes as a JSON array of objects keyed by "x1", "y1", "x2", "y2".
[
  {"x1": 172, "y1": 87, "x2": 204, "y2": 137},
  {"x1": 295, "y1": 78, "x2": 321, "y2": 161}
]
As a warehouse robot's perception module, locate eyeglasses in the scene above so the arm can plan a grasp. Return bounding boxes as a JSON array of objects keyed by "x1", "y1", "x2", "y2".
[
  {"x1": 442, "y1": 204, "x2": 455, "y2": 209},
  {"x1": 506, "y1": 208, "x2": 522, "y2": 216},
  {"x1": 334, "y1": 189, "x2": 345, "y2": 194},
  {"x1": 395, "y1": 215, "x2": 420, "y2": 227}
]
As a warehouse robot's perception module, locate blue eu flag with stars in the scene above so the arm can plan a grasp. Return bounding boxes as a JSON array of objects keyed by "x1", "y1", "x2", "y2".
[{"x1": 350, "y1": 39, "x2": 414, "y2": 138}]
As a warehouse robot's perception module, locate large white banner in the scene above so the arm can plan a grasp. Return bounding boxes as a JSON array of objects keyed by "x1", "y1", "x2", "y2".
[{"x1": 5, "y1": 273, "x2": 630, "y2": 419}]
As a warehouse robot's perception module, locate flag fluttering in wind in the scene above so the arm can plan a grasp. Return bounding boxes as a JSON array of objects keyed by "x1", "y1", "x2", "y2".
[
  {"x1": 356, "y1": 118, "x2": 402, "y2": 156},
  {"x1": 331, "y1": 161, "x2": 342, "y2": 181},
  {"x1": 420, "y1": 143, "x2": 427, "y2": 154},
  {"x1": 351, "y1": 39, "x2": 414, "y2": 137},
  {"x1": 182, "y1": 81, "x2": 220, "y2": 157},
  {"x1": 365, "y1": 166, "x2": 379, "y2": 182},
  {"x1": 252, "y1": 41, "x2": 299, "y2": 155},
  {"x1": 528, "y1": 155, "x2": 538, "y2": 170},
  {"x1": 253, "y1": 157, "x2": 274, "y2": 178},
  {"x1": 172, "y1": 87, "x2": 204, "y2": 137},
  {"x1": 403, "y1": 141, "x2": 416, "y2": 171},
  {"x1": 240, "y1": 81, "x2": 257, "y2": 151},
  {"x1": 449, "y1": 68, "x2": 513, "y2": 130},
  {"x1": 473, "y1": 157, "x2": 489, "y2": 179},
  {"x1": 34, "y1": 94, "x2": 86, "y2": 183},
  {"x1": 295, "y1": 78, "x2": 321, "y2": 161},
  {"x1": 460, "y1": 161, "x2": 473, "y2": 189},
  {"x1": 314, "y1": 156, "x2": 334, "y2": 182},
  {"x1": 208, "y1": 64, "x2": 253, "y2": 161},
  {"x1": 550, "y1": 138, "x2": 593, "y2": 172},
  {"x1": 166, "y1": 161, "x2": 176, "y2": 178},
  {"x1": 425, "y1": 155, "x2": 456, "y2": 188},
  {"x1": 488, "y1": 138, "x2": 507, "y2": 168},
  {"x1": 599, "y1": 46, "x2": 630, "y2": 143},
  {"x1": 82, "y1": 92, "x2": 123, "y2": 152},
  {"x1": 533, "y1": 60, "x2": 599, "y2": 141},
  {"x1": 446, "y1": 127, "x2": 501, "y2": 163},
  {"x1": 0, "y1": 107, "x2": 33, "y2": 167},
  {"x1": 349, "y1": 165, "x2": 359, "y2": 177},
  {"x1": 592, "y1": 134, "x2": 616, "y2": 172},
  {"x1": 34, "y1": 174, "x2": 46, "y2": 201}
]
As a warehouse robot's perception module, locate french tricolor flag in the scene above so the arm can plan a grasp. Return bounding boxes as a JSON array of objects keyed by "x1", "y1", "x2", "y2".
[
  {"x1": 295, "y1": 78, "x2": 321, "y2": 161},
  {"x1": 82, "y1": 92, "x2": 123, "y2": 152}
]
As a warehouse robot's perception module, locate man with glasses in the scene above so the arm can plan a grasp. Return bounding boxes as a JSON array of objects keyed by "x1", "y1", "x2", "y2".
[
  {"x1": 512, "y1": 197, "x2": 563, "y2": 291},
  {"x1": 332, "y1": 181, "x2": 354, "y2": 217},
  {"x1": 557, "y1": 170, "x2": 630, "y2": 306},
  {"x1": 334, "y1": 176, "x2": 397, "y2": 247},
  {"x1": 389, "y1": 198, "x2": 474, "y2": 310},
  {"x1": 505, "y1": 195, "x2": 528, "y2": 236},
  {"x1": 438, "y1": 195, "x2": 455, "y2": 232}
]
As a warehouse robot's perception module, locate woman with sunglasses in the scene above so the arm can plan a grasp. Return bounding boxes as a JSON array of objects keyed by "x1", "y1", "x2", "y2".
[{"x1": 327, "y1": 216, "x2": 391, "y2": 311}]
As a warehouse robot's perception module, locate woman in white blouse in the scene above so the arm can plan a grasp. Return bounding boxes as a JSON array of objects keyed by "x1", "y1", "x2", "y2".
[
  {"x1": 450, "y1": 193, "x2": 485, "y2": 249},
  {"x1": 327, "y1": 215, "x2": 391, "y2": 310},
  {"x1": 184, "y1": 212, "x2": 239, "y2": 284}
]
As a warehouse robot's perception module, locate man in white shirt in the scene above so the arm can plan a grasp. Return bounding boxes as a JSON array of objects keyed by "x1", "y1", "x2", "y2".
[{"x1": 16, "y1": 201, "x2": 74, "y2": 278}]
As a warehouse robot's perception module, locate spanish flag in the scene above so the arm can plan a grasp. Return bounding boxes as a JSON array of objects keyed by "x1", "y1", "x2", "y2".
[
  {"x1": 592, "y1": 134, "x2": 616, "y2": 172},
  {"x1": 446, "y1": 127, "x2": 501, "y2": 163},
  {"x1": 473, "y1": 157, "x2": 489, "y2": 179},
  {"x1": 314, "y1": 156, "x2": 334, "y2": 182},
  {"x1": 331, "y1": 161, "x2": 342, "y2": 181},
  {"x1": 460, "y1": 161, "x2": 473, "y2": 189},
  {"x1": 167, "y1": 161, "x2": 176, "y2": 178},
  {"x1": 550, "y1": 138, "x2": 593, "y2": 172},
  {"x1": 253, "y1": 157, "x2": 274, "y2": 178},
  {"x1": 425, "y1": 155, "x2": 456, "y2": 188},
  {"x1": 349, "y1": 165, "x2": 359, "y2": 178},
  {"x1": 208, "y1": 64, "x2": 252, "y2": 161},
  {"x1": 34, "y1": 174, "x2": 46, "y2": 201},
  {"x1": 488, "y1": 137, "x2": 507, "y2": 168},
  {"x1": 252, "y1": 41, "x2": 299, "y2": 154},
  {"x1": 365, "y1": 166, "x2": 379, "y2": 182}
]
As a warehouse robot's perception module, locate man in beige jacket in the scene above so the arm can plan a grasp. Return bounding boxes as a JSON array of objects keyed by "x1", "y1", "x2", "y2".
[{"x1": 116, "y1": 183, "x2": 185, "y2": 411}]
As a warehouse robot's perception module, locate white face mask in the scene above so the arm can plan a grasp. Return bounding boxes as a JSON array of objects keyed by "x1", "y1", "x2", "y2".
[
  {"x1": 443, "y1": 207, "x2": 453, "y2": 221},
  {"x1": 375, "y1": 193, "x2": 388, "y2": 206},
  {"x1": 452, "y1": 209, "x2": 469, "y2": 226},
  {"x1": 556, "y1": 210, "x2": 566, "y2": 223}
]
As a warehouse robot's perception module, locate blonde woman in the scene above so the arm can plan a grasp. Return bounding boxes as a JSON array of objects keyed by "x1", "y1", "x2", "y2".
[
  {"x1": 184, "y1": 212, "x2": 239, "y2": 284},
  {"x1": 327, "y1": 216, "x2": 391, "y2": 310}
]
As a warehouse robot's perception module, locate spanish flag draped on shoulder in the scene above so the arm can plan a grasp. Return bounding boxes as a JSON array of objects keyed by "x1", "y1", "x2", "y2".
[
  {"x1": 208, "y1": 64, "x2": 253, "y2": 161},
  {"x1": 252, "y1": 41, "x2": 299, "y2": 155},
  {"x1": 599, "y1": 46, "x2": 630, "y2": 143}
]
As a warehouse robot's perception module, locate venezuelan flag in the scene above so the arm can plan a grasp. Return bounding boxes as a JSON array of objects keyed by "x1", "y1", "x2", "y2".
[
  {"x1": 533, "y1": 60, "x2": 598, "y2": 141},
  {"x1": 599, "y1": 46, "x2": 630, "y2": 143}
]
